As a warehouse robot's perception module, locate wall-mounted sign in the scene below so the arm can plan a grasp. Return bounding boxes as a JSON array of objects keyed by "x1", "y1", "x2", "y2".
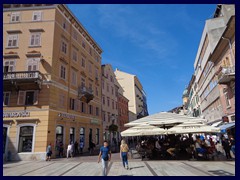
[
  {"x1": 58, "y1": 113, "x2": 75, "y2": 120},
  {"x1": 91, "y1": 119, "x2": 99, "y2": 124},
  {"x1": 3, "y1": 111, "x2": 30, "y2": 118}
]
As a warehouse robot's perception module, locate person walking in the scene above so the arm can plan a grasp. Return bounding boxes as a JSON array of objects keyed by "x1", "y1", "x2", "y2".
[
  {"x1": 98, "y1": 141, "x2": 111, "y2": 176},
  {"x1": 222, "y1": 137, "x2": 231, "y2": 160},
  {"x1": 46, "y1": 143, "x2": 52, "y2": 161},
  {"x1": 120, "y1": 140, "x2": 130, "y2": 170},
  {"x1": 67, "y1": 142, "x2": 73, "y2": 158},
  {"x1": 80, "y1": 141, "x2": 84, "y2": 154},
  {"x1": 74, "y1": 141, "x2": 79, "y2": 156}
]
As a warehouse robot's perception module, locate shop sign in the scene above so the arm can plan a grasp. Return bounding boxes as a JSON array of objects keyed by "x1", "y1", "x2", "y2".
[
  {"x1": 91, "y1": 119, "x2": 99, "y2": 124},
  {"x1": 58, "y1": 113, "x2": 75, "y2": 120},
  {"x1": 3, "y1": 111, "x2": 30, "y2": 118}
]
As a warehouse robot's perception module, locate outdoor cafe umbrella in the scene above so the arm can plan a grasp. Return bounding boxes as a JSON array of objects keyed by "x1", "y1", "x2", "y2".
[
  {"x1": 121, "y1": 124, "x2": 167, "y2": 137},
  {"x1": 166, "y1": 122, "x2": 221, "y2": 134},
  {"x1": 124, "y1": 112, "x2": 206, "y2": 128}
]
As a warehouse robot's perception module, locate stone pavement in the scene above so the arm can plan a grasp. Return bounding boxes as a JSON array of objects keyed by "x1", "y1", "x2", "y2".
[{"x1": 3, "y1": 153, "x2": 235, "y2": 176}]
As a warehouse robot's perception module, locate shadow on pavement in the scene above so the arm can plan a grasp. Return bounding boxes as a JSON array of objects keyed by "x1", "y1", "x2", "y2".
[
  {"x1": 129, "y1": 166, "x2": 145, "y2": 170},
  {"x1": 208, "y1": 170, "x2": 234, "y2": 176}
]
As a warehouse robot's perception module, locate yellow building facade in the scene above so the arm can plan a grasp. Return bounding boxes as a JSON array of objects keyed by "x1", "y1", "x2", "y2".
[{"x1": 3, "y1": 4, "x2": 103, "y2": 161}]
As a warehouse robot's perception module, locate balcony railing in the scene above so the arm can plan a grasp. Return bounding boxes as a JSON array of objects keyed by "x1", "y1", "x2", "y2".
[
  {"x1": 3, "y1": 71, "x2": 43, "y2": 81},
  {"x1": 218, "y1": 66, "x2": 235, "y2": 84}
]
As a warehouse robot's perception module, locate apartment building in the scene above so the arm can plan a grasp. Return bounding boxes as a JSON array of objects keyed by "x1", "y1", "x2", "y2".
[
  {"x1": 3, "y1": 4, "x2": 103, "y2": 160},
  {"x1": 101, "y1": 64, "x2": 119, "y2": 142},
  {"x1": 118, "y1": 84, "x2": 129, "y2": 133},
  {"x1": 114, "y1": 69, "x2": 148, "y2": 122},
  {"x1": 192, "y1": 4, "x2": 235, "y2": 124}
]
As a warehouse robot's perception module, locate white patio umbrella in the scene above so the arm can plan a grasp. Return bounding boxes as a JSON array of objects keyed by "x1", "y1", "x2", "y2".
[
  {"x1": 121, "y1": 124, "x2": 166, "y2": 137},
  {"x1": 166, "y1": 122, "x2": 221, "y2": 134},
  {"x1": 124, "y1": 112, "x2": 206, "y2": 127}
]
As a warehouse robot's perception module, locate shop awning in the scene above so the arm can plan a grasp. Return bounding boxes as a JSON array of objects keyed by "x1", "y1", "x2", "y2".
[{"x1": 219, "y1": 122, "x2": 235, "y2": 133}]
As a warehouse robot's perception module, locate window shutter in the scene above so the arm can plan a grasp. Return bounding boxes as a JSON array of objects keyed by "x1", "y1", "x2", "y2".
[
  {"x1": 18, "y1": 91, "x2": 26, "y2": 105},
  {"x1": 33, "y1": 90, "x2": 38, "y2": 105}
]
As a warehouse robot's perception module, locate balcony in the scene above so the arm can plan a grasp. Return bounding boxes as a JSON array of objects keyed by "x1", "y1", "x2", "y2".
[
  {"x1": 3, "y1": 71, "x2": 43, "y2": 91},
  {"x1": 218, "y1": 66, "x2": 235, "y2": 84},
  {"x1": 78, "y1": 86, "x2": 94, "y2": 103}
]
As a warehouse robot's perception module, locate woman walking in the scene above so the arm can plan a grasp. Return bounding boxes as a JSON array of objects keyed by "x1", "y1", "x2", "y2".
[{"x1": 120, "y1": 139, "x2": 130, "y2": 170}]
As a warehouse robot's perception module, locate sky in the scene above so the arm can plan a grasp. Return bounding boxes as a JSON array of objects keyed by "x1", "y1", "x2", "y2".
[{"x1": 67, "y1": 4, "x2": 217, "y2": 115}]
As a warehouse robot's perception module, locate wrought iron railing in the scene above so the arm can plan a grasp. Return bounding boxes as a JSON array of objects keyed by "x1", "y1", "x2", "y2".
[{"x1": 3, "y1": 71, "x2": 43, "y2": 80}]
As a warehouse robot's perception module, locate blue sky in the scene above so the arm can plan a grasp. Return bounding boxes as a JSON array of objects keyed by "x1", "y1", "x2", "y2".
[{"x1": 67, "y1": 4, "x2": 217, "y2": 115}]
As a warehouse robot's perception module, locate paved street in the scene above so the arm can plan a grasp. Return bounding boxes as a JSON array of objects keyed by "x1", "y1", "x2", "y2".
[{"x1": 3, "y1": 153, "x2": 235, "y2": 176}]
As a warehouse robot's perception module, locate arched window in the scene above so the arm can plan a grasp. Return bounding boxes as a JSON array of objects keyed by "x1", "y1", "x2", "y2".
[
  {"x1": 70, "y1": 127, "x2": 75, "y2": 143},
  {"x1": 80, "y1": 127, "x2": 85, "y2": 143},
  {"x1": 56, "y1": 125, "x2": 64, "y2": 149},
  {"x1": 18, "y1": 126, "x2": 34, "y2": 152}
]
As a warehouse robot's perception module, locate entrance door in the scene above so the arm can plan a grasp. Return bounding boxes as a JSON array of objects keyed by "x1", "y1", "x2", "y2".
[{"x1": 89, "y1": 128, "x2": 92, "y2": 147}]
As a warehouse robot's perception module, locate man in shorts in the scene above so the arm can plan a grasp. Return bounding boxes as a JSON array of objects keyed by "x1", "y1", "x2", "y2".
[{"x1": 98, "y1": 141, "x2": 111, "y2": 176}]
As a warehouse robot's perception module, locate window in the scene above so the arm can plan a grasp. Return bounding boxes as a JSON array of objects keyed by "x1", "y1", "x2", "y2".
[
  {"x1": 102, "y1": 96, "x2": 105, "y2": 105},
  {"x1": 7, "y1": 34, "x2": 18, "y2": 48},
  {"x1": 96, "y1": 107, "x2": 99, "y2": 116},
  {"x1": 81, "y1": 58, "x2": 85, "y2": 68},
  {"x1": 18, "y1": 126, "x2": 34, "y2": 152},
  {"x1": 81, "y1": 102, "x2": 85, "y2": 113},
  {"x1": 89, "y1": 83, "x2": 93, "y2": 91},
  {"x1": 95, "y1": 68, "x2": 98, "y2": 79},
  {"x1": 10, "y1": 12, "x2": 20, "y2": 22},
  {"x1": 112, "y1": 100, "x2": 114, "y2": 109},
  {"x1": 56, "y1": 126, "x2": 64, "y2": 151},
  {"x1": 62, "y1": 21, "x2": 67, "y2": 30},
  {"x1": 96, "y1": 128, "x2": 99, "y2": 145},
  {"x1": 30, "y1": 33, "x2": 41, "y2": 47},
  {"x1": 32, "y1": 11, "x2": 42, "y2": 21},
  {"x1": 110, "y1": 76, "x2": 113, "y2": 82},
  {"x1": 107, "y1": 97, "x2": 110, "y2": 107},
  {"x1": 72, "y1": 49, "x2": 78, "y2": 62},
  {"x1": 107, "y1": 84, "x2": 109, "y2": 92},
  {"x1": 81, "y1": 78, "x2": 86, "y2": 88},
  {"x1": 111, "y1": 87, "x2": 114, "y2": 95},
  {"x1": 59, "y1": 94, "x2": 65, "y2": 108},
  {"x1": 103, "y1": 111, "x2": 106, "y2": 121},
  {"x1": 70, "y1": 127, "x2": 75, "y2": 143},
  {"x1": 18, "y1": 90, "x2": 38, "y2": 105},
  {"x1": 61, "y1": 41, "x2": 67, "y2": 54},
  {"x1": 3, "y1": 60, "x2": 16, "y2": 72},
  {"x1": 71, "y1": 69, "x2": 77, "y2": 86},
  {"x1": 70, "y1": 98, "x2": 76, "y2": 110},
  {"x1": 3, "y1": 92, "x2": 10, "y2": 106},
  {"x1": 60, "y1": 64, "x2": 66, "y2": 80},
  {"x1": 88, "y1": 63, "x2": 92, "y2": 74},
  {"x1": 224, "y1": 89, "x2": 231, "y2": 107},
  {"x1": 82, "y1": 40, "x2": 86, "y2": 49},
  {"x1": 80, "y1": 127, "x2": 85, "y2": 143},
  {"x1": 27, "y1": 58, "x2": 39, "y2": 71},
  {"x1": 89, "y1": 105, "x2": 92, "y2": 114}
]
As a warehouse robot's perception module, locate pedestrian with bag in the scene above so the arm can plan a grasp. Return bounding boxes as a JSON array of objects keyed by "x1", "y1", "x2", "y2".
[
  {"x1": 120, "y1": 139, "x2": 130, "y2": 170},
  {"x1": 67, "y1": 142, "x2": 73, "y2": 158},
  {"x1": 46, "y1": 143, "x2": 52, "y2": 161},
  {"x1": 98, "y1": 141, "x2": 111, "y2": 176}
]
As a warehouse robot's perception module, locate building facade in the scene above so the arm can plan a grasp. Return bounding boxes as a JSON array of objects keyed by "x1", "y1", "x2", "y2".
[
  {"x1": 114, "y1": 69, "x2": 148, "y2": 122},
  {"x1": 118, "y1": 86, "x2": 129, "y2": 133},
  {"x1": 192, "y1": 4, "x2": 235, "y2": 124},
  {"x1": 3, "y1": 4, "x2": 103, "y2": 161},
  {"x1": 101, "y1": 64, "x2": 119, "y2": 142}
]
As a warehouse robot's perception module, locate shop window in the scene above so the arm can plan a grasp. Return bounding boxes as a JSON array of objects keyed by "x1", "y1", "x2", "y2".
[
  {"x1": 96, "y1": 128, "x2": 99, "y2": 145},
  {"x1": 56, "y1": 126, "x2": 64, "y2": 152},
  {"x1": 80, "y1": 127, "x2": 85, "y2": 143},
  {"x1": 18, "y1": 126, "x2": 34, "y2": 152},
  {"x1": 70, "y1": 127, "x2": 75, "y2": 143}
]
